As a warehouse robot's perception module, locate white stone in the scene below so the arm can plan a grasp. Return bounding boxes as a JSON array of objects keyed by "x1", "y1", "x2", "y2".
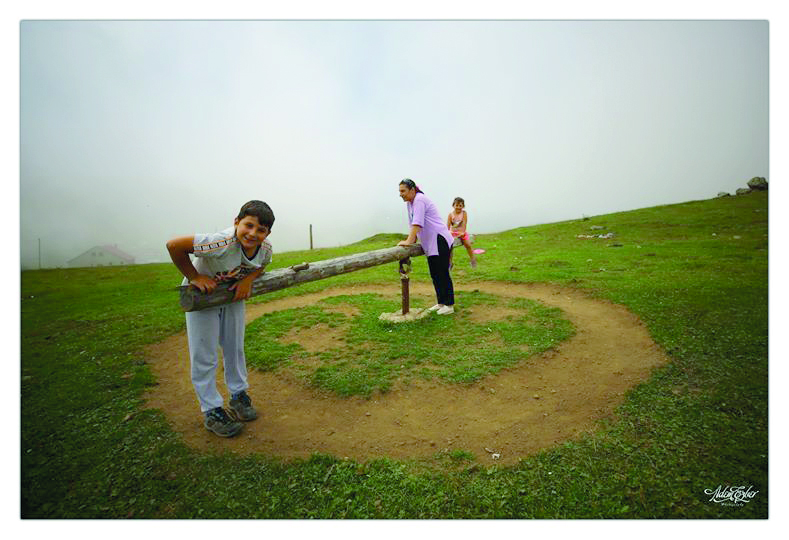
[{"x1": 378, "y1": 308, "x2": 431, "y2": 323}]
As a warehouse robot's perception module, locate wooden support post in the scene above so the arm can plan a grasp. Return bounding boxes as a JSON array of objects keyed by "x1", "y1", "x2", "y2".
[
  {"x1": 179, "y1": 243, "x2": 425, "y2": 312},
  {"x1": 399, "y1": 257, "x2": 411, "y2": 315},
  {"x1": 309, "y1": 224, "x2": 313, "y2": 250}
]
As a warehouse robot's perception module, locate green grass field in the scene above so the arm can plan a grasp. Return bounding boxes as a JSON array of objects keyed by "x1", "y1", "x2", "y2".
[
  {"x1": 20, "y1": 191, "x2": 768, "y2": 518},
  {"x1": 245, "y1": 291, "x2": 574, "y2": 396}
]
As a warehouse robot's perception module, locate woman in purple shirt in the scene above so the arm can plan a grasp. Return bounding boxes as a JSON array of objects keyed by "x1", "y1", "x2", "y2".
[{"x1": 397, "y1": 178, "x2": 455, "y2": 315}]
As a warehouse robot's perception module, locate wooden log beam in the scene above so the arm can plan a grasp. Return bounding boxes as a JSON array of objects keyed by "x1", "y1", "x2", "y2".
[{"x1": 179, "y1": 243, "x2": 425, "y2": 312}]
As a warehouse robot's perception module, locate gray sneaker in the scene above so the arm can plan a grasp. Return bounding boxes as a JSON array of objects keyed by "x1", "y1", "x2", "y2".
[
  {"x1": 229, "y1": 390, "x2": 258, "y2": 421},
  {"x1": 204, "y1": 407, "x2": 243, "y2": 437}
]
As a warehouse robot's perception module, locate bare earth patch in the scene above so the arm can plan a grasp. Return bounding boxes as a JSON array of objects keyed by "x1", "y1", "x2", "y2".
[
  {"x1": 464, "y1": 304, "x2": 524, "y2": 324},
  {"x1": 143, "y1": 282, "x2": 669, "y2": 465},
  {"x1": 278, "y1": 323, "x2": 346, "y2": 353}
]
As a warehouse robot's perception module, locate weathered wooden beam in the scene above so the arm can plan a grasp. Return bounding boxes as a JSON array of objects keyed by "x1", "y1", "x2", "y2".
[{"x1": 179, "y1": 243, "x2": 425, "y2": 312}]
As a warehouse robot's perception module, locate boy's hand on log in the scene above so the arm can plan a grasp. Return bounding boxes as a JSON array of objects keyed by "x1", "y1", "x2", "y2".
[
  {"x1": 189, "y1": 275, "x2": 217, "y2": 294},
  {"x1": 229, "y1": 276, "x2": 254, "y2": 301}
]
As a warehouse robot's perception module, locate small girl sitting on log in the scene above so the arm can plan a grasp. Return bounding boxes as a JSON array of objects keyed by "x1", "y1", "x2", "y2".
[{"x1": 447, "y1": 197, "x2": 477, "y2": 269}]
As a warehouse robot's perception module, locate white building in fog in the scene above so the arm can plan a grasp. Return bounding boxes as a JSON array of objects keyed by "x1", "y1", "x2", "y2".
[{"x1": 67, "y1": 245, "x2": 135, "y2": 268}]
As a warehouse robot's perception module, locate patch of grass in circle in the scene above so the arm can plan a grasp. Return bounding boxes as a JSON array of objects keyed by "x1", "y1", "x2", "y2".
[
  {"x1": 245, "y1": 291, "x2": 574, "y2": 397},
  {"x1": 244, "y1": 306, "x2": 338, "y2": 372}
]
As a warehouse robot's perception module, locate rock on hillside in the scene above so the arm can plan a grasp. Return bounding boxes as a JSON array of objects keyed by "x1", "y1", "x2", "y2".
[
  {"x1": 747, "y1": 177, "x2": 768, "y2": 191},
  {"x1": 724, "y1": 177, "x2": 768, "y2": 197}
]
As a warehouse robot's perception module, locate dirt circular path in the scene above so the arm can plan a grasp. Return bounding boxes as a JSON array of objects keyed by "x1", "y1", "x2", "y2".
[{"x1": 143, "y1": 282, "x2": 669, "y2": 465}]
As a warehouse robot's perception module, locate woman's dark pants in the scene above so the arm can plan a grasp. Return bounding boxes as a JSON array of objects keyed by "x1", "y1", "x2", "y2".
[{"x1": 427, "y1": 235, "x2": 454, "y2": 306}]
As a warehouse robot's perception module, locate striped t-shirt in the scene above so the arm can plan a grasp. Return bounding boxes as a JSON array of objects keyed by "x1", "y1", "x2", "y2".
[{"x1": 180, "y1": 226, "x2": 272, "y2": 286}]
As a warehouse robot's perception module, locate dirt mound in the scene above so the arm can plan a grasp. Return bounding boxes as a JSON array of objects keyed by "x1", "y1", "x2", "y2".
[{"x1": 143, "y1": 282, "x2": 669, "y2": 465}]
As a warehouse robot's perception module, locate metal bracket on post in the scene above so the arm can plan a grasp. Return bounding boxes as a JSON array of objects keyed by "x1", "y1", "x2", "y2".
[{"x1": 399, "y1": 257, "x2": 411, "y2": 315}]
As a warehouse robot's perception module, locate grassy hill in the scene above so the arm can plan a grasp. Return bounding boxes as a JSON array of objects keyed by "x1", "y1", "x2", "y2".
[{"x1": 20, "y1": 191, "x2": 767, "y2": 518}]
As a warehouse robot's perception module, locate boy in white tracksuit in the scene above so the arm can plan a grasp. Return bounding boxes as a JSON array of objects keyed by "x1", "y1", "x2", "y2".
[{"x1": 166, "y1": 200, "x2": 274, "y2": 437}]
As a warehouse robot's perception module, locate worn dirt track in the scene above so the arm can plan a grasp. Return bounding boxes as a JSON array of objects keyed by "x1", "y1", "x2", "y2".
[{"x1": 143, "y1": 282, "x2": 670, "y2": 465}]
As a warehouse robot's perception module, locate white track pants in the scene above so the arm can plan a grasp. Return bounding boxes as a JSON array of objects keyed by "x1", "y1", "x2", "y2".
[{"x1": 185, "y1": 301, "x2": 249, "y2": 413}]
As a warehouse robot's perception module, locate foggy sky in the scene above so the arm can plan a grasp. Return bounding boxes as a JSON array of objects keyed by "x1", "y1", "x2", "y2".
[{"x1": 19, "y1": 20, "x2": 768, "y2": 269}]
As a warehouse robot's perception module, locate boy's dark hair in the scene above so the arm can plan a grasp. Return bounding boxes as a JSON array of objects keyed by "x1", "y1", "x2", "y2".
[
  {"x1": 399, "y1": 178, "x2": 424, "y2": 194},
  {"x1": 453, "y1": 197, "x2": 465, "y2": 206},
  {"x1": 237, "y1": 200, "x2": 275, "y2": 230}
]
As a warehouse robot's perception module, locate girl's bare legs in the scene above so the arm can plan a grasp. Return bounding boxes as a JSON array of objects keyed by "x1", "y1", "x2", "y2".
[{"x1": 462, "y1": 237, "x2": 477, "y2": 267}]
